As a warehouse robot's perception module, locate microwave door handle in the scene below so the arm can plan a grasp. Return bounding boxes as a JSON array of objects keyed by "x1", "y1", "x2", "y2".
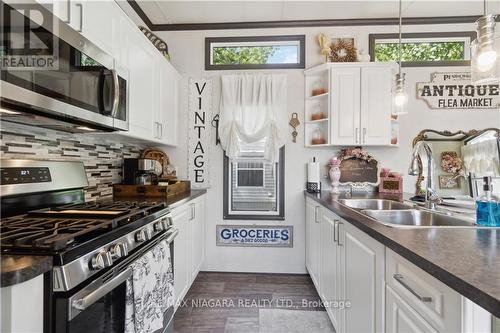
[
  {"x1": 110, "y1": 69, "x2": 120, "y2": 118},
  {"x1": 71, "y1": 267, "x2": 132, "y2": 313}
]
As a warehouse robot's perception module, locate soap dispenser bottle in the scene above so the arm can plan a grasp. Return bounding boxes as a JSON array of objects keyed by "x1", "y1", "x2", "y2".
[{"x1": 476, "y1": 176, "x2": 500, "y2": 227}]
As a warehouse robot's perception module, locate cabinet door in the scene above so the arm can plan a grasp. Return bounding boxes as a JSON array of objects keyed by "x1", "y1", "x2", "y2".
[
  {"x1": 320, "y1": 209, "x2": 340, "y2": 331},
  {"x1": 126, "y1": 31, "x2": 158, "y2": 140},
  {"x1": 73, "y1": 1, "x2": 119, "y2": 57},
  {"x1": 158, "y1": 61, "x2": 180, "y2": 146},
  {"x1": 306, "y1": 198, "x2": 321, "y2": 288},
  {"x1": 386, "y1": 285, "x2": 438, "y2": 333},
  {"x1": 360, "y1": 66, "x2": 394, "y2": 145},
  {"x1": 190, "y1": 196, "x2": 205, "y2": 281},
  {"x1": 172, "y1": 205, "x2": 190, "y2": 305},
  {"x1": 340, "y1": 221, "x2": 385, "y2": 333},
  {"x1": 330, "y1": 67, "x2": 361, "y2": 145}
]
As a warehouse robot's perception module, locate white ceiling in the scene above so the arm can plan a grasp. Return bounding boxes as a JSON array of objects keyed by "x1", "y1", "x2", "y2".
[{"x1": 133, "y1": 0, "x2": 500, "y2": 25}]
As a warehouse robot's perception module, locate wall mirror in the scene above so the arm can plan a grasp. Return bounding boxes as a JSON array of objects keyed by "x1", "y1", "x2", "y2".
[{"x1": 411, "y1": 128, "x2": 500, "y2": 198}]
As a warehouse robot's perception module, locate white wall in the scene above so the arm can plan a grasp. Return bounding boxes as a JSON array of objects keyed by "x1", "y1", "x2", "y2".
[{"x1": 157, "y1": 23, "x2": 500, "y2": 274}]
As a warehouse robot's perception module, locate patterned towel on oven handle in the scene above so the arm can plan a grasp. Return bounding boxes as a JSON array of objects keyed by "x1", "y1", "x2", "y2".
[{"x1": 125, "y1": 240, "x2": 174, "y2": 333}]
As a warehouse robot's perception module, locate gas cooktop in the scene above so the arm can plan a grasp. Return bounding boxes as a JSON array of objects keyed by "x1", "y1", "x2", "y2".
[{"x1": 0, "y1": 200, "x2": 167, "y2": 252}]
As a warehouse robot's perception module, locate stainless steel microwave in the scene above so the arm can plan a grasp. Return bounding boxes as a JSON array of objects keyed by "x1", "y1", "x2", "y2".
[{"x1": 0, "y1": 1, "x2": 128, "y2": 132}]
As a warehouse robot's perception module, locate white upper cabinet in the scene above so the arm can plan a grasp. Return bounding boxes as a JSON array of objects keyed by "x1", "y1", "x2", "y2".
[
  {"x1": 127, "y1": 31, "x2": 158, "y2": 140},
  {"x1": 330, "y1": 66, "x2": 361, "y2": 146},
  {"x1": 360, "y1": 66, "x2": 394, "y2": 145},
  {"x1": 304, "y1": 63, "x2": 398, "y2": 147},
  {"x1": 157, "y1": 61, "x2": 180, "y2": 146}
]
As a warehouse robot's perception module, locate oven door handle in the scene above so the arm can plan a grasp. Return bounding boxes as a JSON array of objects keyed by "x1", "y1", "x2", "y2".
[
  {"x1": 165, "y1": 228, "x2": 179, "y2": 244},
  {"x1": 71, "y1": 267, "x2": 132, "y2": 312}
]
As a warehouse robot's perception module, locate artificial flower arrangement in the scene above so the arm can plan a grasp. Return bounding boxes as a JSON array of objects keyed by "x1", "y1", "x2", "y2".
[
  {"x1": 337, "y1": 146, "x2": 375, "y2": 162},
  {"x1": 440, "y1": 152, "x2": 465, "y2": 178}
]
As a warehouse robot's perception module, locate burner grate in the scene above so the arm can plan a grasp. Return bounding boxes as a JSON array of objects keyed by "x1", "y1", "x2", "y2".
[{"x1": 0, "y1": 201, "x2": 167, "y2": 251}]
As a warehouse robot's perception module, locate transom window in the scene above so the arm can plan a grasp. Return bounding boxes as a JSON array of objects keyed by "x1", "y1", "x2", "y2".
[
  {"x1": 205, "y1": 35, "x2": 305, "y2": 70},
  {"x1": 369, "y1": 32, "x2": 476, "y2": 67}
]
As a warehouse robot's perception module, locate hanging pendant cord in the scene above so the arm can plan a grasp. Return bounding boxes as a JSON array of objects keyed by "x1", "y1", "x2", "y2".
[{"x1": 398, "y1": 0, "x2": 402, "y2": 76}]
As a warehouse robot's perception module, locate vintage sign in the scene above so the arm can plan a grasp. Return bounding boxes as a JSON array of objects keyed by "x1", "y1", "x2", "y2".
[
  {"x1": 188, "y1": 78, "x2": 212, "y2": 189},
  {"x1": 216, "y1": 225, "x2": 293, "y2": 247},
  {"x1": 417, "y1": 72, "x2": 500, "y2": 109},
  {"x1": 339, "y1": 158, "x2": 379, "y2": 186}
]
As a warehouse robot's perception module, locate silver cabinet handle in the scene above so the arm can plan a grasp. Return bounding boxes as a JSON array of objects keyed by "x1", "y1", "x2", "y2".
[
  {"x1": 337, "y1": 221, "x2": 343, "y2": 246},
  {"x1": 363, "y1": 128, "x2": 367, "y2": 144},
  {"x1": 75, "y1": 3, "x2": 83, "y2": 32},
  {"x1": 159, "y1": 123, "x2": 163, "y2": 139},
  {"x1": 63, "y1": 0, "x2": 71, "y2": 23},
  {"x1": 165, "y1": 228, "x2": 179, "y2": 243},
  {"x1": 190, "y1": 203, "x2": 195, "y2": 220},
  {"x1": 71, "y1": 267, "x2": 132, "y2": 312},
  {"x1": 355, "y1": 128, "x2": 359, "y2": 143},
  {"x1": 333, "y1": 219, "x2": 339, "y2": 243},
  {"x1": 314, "y1": 206, "x2": 319, "y2": 223},
  {"x1": 393, "y1": 273, "x2": 432, "y2": 303}
]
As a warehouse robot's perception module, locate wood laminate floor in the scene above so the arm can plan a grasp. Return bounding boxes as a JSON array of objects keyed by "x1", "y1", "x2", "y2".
[{"x1": 173, "y1": 272, "x2": 334, "y2": 333}]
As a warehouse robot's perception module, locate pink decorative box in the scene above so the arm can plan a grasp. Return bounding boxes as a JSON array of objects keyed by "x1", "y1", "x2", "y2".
[{"x1": 379, "y1": 176, "x2": 403, "y2": 194}]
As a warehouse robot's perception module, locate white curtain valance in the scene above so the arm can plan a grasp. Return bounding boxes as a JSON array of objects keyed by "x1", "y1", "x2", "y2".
[
  {"x1": 461, "y1": 139, "x2": 500, "y2": 177},
  {"x1": 219, "y1": 73, "x2": 288, "y2": 162}
]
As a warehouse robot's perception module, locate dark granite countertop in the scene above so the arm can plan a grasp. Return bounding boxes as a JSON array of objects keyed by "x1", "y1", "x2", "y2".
[
  {"x1": 1, "y1": 255, "x2": 52, "y2": 287},
  {"x1": 305, "y1": 190, "x2": 500, "y2": 318},
  {"x1": 0, "y1": 190, "x2": 207, "y2": 288}
]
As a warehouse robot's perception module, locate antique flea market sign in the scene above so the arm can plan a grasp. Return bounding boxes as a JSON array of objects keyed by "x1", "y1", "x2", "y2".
[
  {"x1": 216, "y1": 225, "x2": 293, "y2": 247},
  {"x1": 417, "y1": 72, "x2": 499, "y2": 109},
  {"x1": 188, "y1": 78, "x2": 212, "y2": 189}
]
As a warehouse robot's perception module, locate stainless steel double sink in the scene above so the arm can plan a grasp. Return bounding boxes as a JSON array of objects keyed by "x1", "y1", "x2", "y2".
[{"x1": 337, "y1": 199, "x2": 477, "y2": 228}]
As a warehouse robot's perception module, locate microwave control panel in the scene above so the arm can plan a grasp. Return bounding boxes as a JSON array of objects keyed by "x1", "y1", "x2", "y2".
[{"x1": 1, "y1": 167, "x2": 52, "y2": 185}]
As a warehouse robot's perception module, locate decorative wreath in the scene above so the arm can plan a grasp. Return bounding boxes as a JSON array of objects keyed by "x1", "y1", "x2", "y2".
[
  {"x1": 338, "y1": 146, "x2": 375, "y2": 162},
  {"x1": 330, "y1": 39, "x2": 357, "y2": 62}
]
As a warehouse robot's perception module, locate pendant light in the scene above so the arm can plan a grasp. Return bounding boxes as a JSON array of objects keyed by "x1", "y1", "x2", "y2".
[
  {"x1": 393, "y1": 0, "x2": 408, "y2": 115},
  {"x1": 471, "y1": 0, "x2": 499, "y2": 84}
]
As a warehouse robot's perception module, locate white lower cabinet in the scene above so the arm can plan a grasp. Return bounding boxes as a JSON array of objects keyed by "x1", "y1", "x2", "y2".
[
  {"x1": 172, "y1": 194, "x2": 206, "y2": 307},
  {"x1": 320, "y1": 208, "x2": 341, "y2": 331},
  {"x1": 305, "y1": 198, "x2": 493, "y2": 333},
  {"x1": 305, "y1": 197, "x2": 321, "y2": 288},
  {"x1": 341, "y1": 221, "x2": 385, "y2": 333}
]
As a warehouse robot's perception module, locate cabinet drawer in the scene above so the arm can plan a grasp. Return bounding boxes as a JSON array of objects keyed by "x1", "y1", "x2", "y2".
[
  {"x1": 386, "y1": 285, "x2": 437, "y2": 333},
  {"x1": 386, "y1": 249, "x2": 461, "y2": 332}
]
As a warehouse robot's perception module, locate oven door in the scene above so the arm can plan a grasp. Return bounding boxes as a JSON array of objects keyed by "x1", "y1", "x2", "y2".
[
  {"x1": 0, "y1": 1, "x2": 128, "y2": 131},
  {"x1": 54, "y1": 227, "x2": 178, "y2": 333}
]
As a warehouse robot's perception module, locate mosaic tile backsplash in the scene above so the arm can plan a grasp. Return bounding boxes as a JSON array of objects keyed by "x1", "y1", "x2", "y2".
[{"x1": 0, "y1": 122, "x2": 146, "y2": 201}]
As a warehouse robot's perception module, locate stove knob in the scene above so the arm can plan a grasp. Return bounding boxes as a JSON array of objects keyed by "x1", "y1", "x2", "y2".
[
  {"x1": 110, "y1": 242, "x2": 128, "y2": 260},
  {"x1": 90, "y1": 251, "x2": 113, "y2": 270},
  {"x1": 153, "y1": 220, "x2": 164, "y2": 232},
  {"x1": 135, "y1": 228, "x2": 151, "y2": 242},
  {"x1": 135, "y1": 229, "x2": 146, "y2": 243}
]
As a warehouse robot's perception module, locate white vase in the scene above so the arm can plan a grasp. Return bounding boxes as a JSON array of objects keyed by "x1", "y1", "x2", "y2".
[{"x1": 329, "y1": 165, "x2": 341, "y2": 194}]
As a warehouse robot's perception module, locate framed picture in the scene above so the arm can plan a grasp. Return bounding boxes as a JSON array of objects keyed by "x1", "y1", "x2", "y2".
[{"x1": 439, "y1": 175, "x2": 460, "y2": 189}]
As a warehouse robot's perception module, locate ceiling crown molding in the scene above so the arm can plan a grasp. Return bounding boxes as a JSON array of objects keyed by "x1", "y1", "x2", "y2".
[{"x1": 127, "y1": 1, "x2": 500, "y2": 32}]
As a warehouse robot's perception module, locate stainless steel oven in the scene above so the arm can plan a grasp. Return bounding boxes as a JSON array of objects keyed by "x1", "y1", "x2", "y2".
[
  {"x1": 0, "y1": 1, "x2": 128, "y2": 132},
  {"x1": 54, "y1": 224, "x2": 177, "y2": 333}
]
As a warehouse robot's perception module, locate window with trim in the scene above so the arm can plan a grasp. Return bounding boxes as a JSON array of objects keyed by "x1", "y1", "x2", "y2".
[
  {"x1": 205, "y1": 35, "x2": 305, "y2": 70},
  {"x1": 223, "y1": 142, "x2": 284, "y2": 220},
  {"x1": 369, "y1": 32, "x2": 476, "y2": 67}
]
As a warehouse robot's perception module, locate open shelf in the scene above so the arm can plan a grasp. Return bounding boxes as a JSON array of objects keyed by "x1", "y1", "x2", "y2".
[
  {"x1": 306, "y1": 92, "x2": 329, "y2": 100},
  {"x1": 306, "y1": 118, "x2": 329, "y2": 124}
]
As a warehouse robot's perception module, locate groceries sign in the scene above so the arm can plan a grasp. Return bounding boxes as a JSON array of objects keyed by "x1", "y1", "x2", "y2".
[
  {"x1": 216, "y1": 225, "x2": 293, "y2": 247},
  {"x1": 417, "y1": 72, "x2": 499, "y2": 109}
]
